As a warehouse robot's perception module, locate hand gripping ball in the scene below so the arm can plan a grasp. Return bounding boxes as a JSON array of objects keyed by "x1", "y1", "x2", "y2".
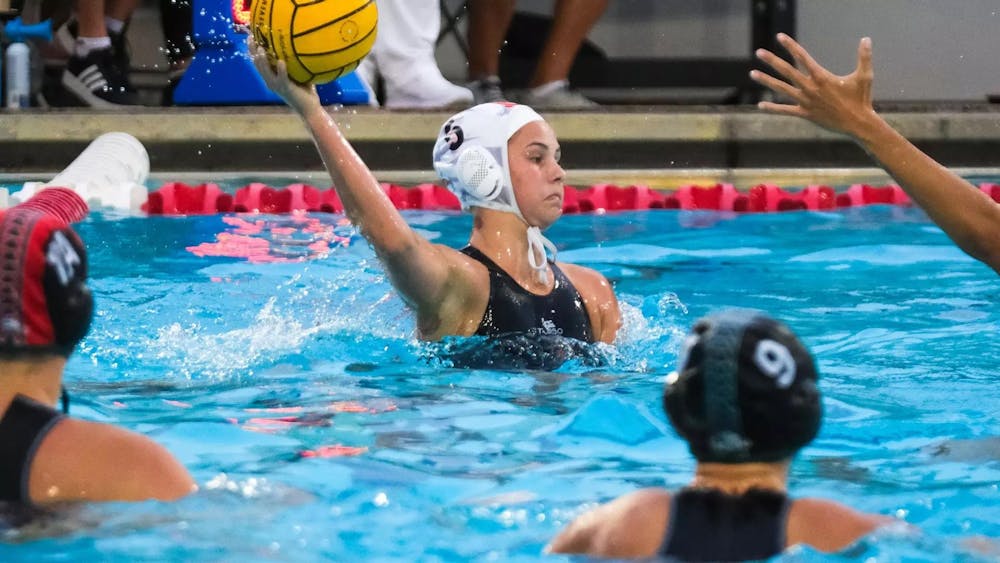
[{"x1": 250, "y1": 0, "x2": 378, "y2": 85}]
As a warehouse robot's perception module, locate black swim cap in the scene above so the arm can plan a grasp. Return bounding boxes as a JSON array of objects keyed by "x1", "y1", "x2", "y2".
[
  {"x1": 663, "y1": 310, "x2": 821, "y2": 464},
  {"x1": 0, "y1": 207, "x2": 93, "y2": 358}
]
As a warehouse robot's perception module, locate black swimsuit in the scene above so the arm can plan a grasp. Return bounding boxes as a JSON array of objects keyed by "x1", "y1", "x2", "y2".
[
  {"x1": 0, "y1": 395, "x2": 64, "y2": 504},
  {"x1": 659, "y1": 488, "x2": 791, "y2": 562},
  {"x1": 461, "y1": 246, "x2": 594, "y2": 342}
]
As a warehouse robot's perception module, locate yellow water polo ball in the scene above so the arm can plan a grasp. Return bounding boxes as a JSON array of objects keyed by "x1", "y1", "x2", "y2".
[{"x1": 250, "y1": 0, "x2": 378, "y2": 85}]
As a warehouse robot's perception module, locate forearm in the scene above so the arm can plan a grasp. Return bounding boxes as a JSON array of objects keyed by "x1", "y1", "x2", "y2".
[
  {"x1": 300, "y1": 107, "x2": 418, "y2": 254},
  {"x1": 300, "y1": 107, "x2": 456, "y2": 307},
  {"x1": 853, "y1": 114, "x2": 1000, "y2": 270}
]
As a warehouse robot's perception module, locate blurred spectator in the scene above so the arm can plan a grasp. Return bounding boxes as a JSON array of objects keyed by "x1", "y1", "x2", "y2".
[
  {"x1": 357, "y1": 0, "x2": 472, "y2": 109},
  {"x1": 465, "y1": 0, "x2": 608, "y2": 108},
  {"x1": 56, "y1": 0, "x2": 140, "y2": 106}
]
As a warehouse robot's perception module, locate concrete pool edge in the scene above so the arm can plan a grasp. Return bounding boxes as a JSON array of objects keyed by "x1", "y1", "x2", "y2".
[{"x1": 3, "y1": 106, "x2": 999, "y2": 173}]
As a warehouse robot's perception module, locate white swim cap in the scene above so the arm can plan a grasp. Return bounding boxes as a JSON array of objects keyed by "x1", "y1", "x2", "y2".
[
  {"x1": 433, "y1": 102, "x2": 542, "y2": 214},
  {"x1": 432, "y1": 102, "x2": 558, "y2": 282}
]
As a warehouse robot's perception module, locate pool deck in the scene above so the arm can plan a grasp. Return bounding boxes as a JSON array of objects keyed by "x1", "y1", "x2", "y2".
[{"x1": 3, "y1": 104, "x2": 999, "y2": 188}]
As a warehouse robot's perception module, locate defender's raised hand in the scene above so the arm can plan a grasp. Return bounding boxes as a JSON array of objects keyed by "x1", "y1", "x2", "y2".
[
  {"x1": 751, "y1": 34, "x2": 878, "y2": 139},
  {"x1": 751, "y1": 33, "x2": 1000, "y2": 274}
]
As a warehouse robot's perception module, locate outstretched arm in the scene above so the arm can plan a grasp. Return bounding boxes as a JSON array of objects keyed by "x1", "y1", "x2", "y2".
[
  {"x1": 751, "y1": 34, "x2": 1000, "y2": 274},
  {"x1": 249, "y1": 40, "x2": 469, "y2": 316}
]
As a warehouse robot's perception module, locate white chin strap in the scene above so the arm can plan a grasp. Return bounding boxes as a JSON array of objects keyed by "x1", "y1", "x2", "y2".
[{"x1": 526, "y1": 226, "x2": 558, "y2": 284}]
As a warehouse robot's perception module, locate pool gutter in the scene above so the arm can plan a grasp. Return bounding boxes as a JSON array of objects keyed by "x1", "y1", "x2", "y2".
[{"x1": 3, "y1": 106, "x2": 998, "y2": 176}]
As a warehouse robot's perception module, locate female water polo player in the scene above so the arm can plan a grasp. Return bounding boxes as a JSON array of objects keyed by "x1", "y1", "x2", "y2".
[
  {"x1": 0, "y1": 189, "x2": 194, "y2": 519},
  {"x1": 250, "y1": 38, "x2": 620, "y2": 345},
  {"x1": 752, "y1": 34, "x2": 1000, "y2": 275},
  {"x1": 548, "y1": 310, "x2": 890, "y2": 560}
]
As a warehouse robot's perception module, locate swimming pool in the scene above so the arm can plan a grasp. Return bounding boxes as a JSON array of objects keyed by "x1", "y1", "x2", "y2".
[{"x1": 1, "y1": 182, "x2": 998, "y2": 562}]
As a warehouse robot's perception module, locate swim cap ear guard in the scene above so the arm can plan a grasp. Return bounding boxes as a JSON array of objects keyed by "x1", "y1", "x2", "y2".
[
  {"x1": 434, "y1": 145, "x2": 504, "y2": 203},
  {"x1": 664, "y1": 310, "x2": 821, "y2": 464},
  {"x1": 0, "y1": 208, "x2": 93, "y2": 358}
]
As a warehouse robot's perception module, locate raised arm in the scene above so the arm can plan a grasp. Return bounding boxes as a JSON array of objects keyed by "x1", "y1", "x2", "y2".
[
  {"x1": 249, "y1": 41, "x2": 472, "y2": 317},
  {"x1": 751, "y1": 34, "x2": 1000, "y2": 274}
]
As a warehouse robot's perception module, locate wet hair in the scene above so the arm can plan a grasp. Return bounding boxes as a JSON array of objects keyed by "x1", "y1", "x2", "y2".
[
  {"x1": 0, "y1": 207, "x2": 93, "y2": 358},
  {"x1": 664, "y1": 310, "x2": 821, "y2": 463}
]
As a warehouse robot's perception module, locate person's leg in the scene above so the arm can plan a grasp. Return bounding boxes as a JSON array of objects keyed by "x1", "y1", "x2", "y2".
[
  {"x1": 158, "y1": 0, "x2": 194, "y2": 105},
  {"x1": 62, "y1": 0, "x2": 138, "y2": 106},
  {"x1": 466, "y1": 0, "x2": 515, "y2": 82},
  {"x1": 464, "y1": 0, "x2": 515, "y2": 103},
  {"x1": 75, "y1": 0, "x2": 107, "y2": 40},
  {"x1": 104, "y1": 0, "x2": 140, "y2": 87},
  {"x1": 369, "y1": 0, "x2": 472, "y2": 109},
  {"x1": 105, "y1": 0, "x2": 139, "y2": 23},
  {"x1": 530, "y1": 0, "x2": 608, "y2": 87},
  {"x1": 519, "y1": 0, "x2": 607, "y2": 108}
]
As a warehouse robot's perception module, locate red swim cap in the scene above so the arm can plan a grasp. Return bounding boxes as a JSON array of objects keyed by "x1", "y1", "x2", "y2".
[{"x1": 0, "y1": 207, "x2": 93, "y2": 357}]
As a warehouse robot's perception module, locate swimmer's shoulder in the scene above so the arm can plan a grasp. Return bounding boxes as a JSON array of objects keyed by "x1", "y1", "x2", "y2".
[
  {"x1": 28, "y1": 417, "x2": 195, "y2": 504},
  {"x1": 547, "y1": 488, "x2": 670, "y2": 558},
  {"x1": 556, "y1": 260, "x2": 604, "y2": 282},
  {"x1": 557, "y1": 262, "x2": 620, "y2": 343},
  {"x1": 413, "y1": 243, "x2": 491, "y2": 339},
  {"x1": 557, "y1": 261, "x2": 616, "y2": 303},
  {"x1": 787, "y1": 497, "x2": 893, "y2": 553},
  {"x1": 435, "y1": 241, "x2": 491, "y2": 285}
]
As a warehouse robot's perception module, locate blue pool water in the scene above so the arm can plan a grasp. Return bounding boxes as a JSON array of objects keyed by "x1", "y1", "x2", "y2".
[{"x1": 0, "y1": 190, "x2": 998, "y2": 561}]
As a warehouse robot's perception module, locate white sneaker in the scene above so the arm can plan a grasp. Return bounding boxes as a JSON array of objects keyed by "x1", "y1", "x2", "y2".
[{"x1": 383, "y1": 71, "x2": 473, "y2": 110}]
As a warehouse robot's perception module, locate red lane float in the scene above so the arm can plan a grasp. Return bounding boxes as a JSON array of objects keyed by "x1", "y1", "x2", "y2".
[
  {"x1": 571, "y1": 184, "x2": 669, "y2": 213},
  {"x1": 143, "y1": 182, "x2": 232, "y2": 214},
  {"x1": 146, "y1": 181, "x2": 1000, "y2": 216},
  {"x1": 748, "y1": 184, "x2": 836, "y2": 212},
  {"x1": 673, "y1": 183, "x2": 745, "y2": 211},
  {"x1": 837, "y1": 184, "x2": 910, "y2": 207},
  {"x1": 385, "y1": 183, "x2": 460, "y2": 210},
  {"x1": 982, "y1": 183, "x2": 1000, "y2": 203}
]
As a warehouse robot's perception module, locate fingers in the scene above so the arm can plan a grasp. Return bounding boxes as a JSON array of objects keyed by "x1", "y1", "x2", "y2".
[
  {"x1": 776, "y1": 33, "x2": 825, "y2": 78},
  {"x1": 247, "y1": 36, "x2": 268, "y2": 65},
  {"x1": 749, "y1": 69, "x2": 801, "y2": 102},
  {"x1": 246, "y1": 36, "x2": 283, "y2": 84},
  {"x1": 755, "y1": 47, "x2": 807, "y2": 88},
  {"x1": 856, "y1": 36, "x2": 873, "y2": 80},
  {"x1": 247, "y1": 37, "x2": 268, "y2": 68},
  {"x1": 757, "y1": 101, "x2": 808, "y2": 119},
  {"x1": 250, "y1": 50, "x2": 273, "y2": 79}
]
